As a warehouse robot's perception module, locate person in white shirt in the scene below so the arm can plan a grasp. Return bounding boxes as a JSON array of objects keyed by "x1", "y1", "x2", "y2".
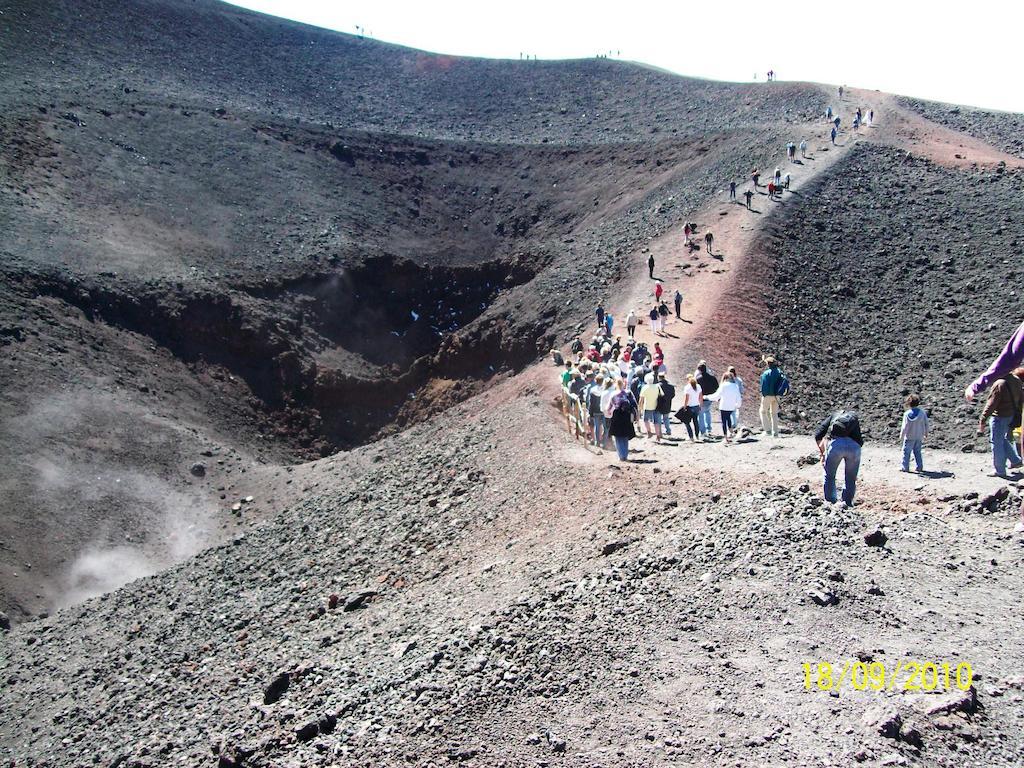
[
  {"x1": 676, "y1": 374, "x2": 702, "y2": 442},
  {"x1": 727, "y1": 365, "x2": 744, "y2": 431},
  {"x1": 703, "y1": 371, "x2": 743, "y2": 443},
  {"x1": 626, "y1": 309, "x2": 638, "y2": 339}
]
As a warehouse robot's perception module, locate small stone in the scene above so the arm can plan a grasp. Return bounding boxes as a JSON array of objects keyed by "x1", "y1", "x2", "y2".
[
  {"x1": 0, "y1": 611, "x2": 9, "y2": 631},
  {"x1": 189, "y1": 462, "x2": 206, "y2": 477},
  {"x1": 899, "y1": 721, "x2": 924, "y2": 748},
  {"x1": 863, "y1": 528, "x2": 888, "y2": 547},
  {"x1": 546, "y1": 731, "x2": 566, "y2": 753},
  {"x1": 295, "y1": 721, "x2": 319, "y2": 742},
  {"x1": 343, "y1": 590, "x2": 377, "y2": 612},
  {"x1": 808, "y1": 589, "x2": 838, "y2": 607},
  {"x1": 601, "y1": 538, "x2": 634, "y2": 556},
  {"x1": 924, "y1": 687, "x2": 977, "y2": 716},
  {"x1": 264, "y1": 671, "x2": 291, "y2": 704},
  {"x1": 861, "y1": 705, "x2": 902, "y2": 739}
]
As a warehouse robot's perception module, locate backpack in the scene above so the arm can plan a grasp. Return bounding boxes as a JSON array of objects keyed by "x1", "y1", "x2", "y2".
[
  {"x1": 828, "y1": 411, "x2": 858, "y2": 439},
  {"x1": 775, "y1": 372, "x2": 791, "y2": 397},
  {"x1": 588, "y1": 387, "x2": 603, "y2": 415}
]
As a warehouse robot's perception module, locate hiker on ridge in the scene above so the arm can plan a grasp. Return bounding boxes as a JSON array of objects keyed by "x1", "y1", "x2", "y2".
[
  {"x1": 626, "y1": 309, "x2": 638, "y2": 339},
  {"x1": 977, "y1": 370, "x2": 1023, "y2": 477},
  {"x1": 673, "y1": 289, "x2": 683, "y2": 320},
  {"x1": 759, "y1": 356, "x2": 786, "y2": 437},
  {"x1": 648, "y1": 253, "x2": 655, "y2": 279},
  {"x1": 704, "y1": 231, "x2": 714, "y2": 255},
  {"x1": 596, "y1": 303, "x2": 605, "y2": 329},
  {"x1": 814, "y1": 409, "x2": 863, "y2": 506},
  {"x1": 607, "y1": 379, "x2": 638, "y2": 461},
  {"x1": 695, "y1": 361, "x2": 719, "y2": 437}
]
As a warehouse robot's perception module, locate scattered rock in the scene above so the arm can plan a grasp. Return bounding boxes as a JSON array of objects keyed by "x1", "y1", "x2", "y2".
[
  {"x1": 343, "y1": 590, "x2": 378, "y2": 612},
  {"x1": 862, "y1": 705, "x2": 902, "y2": 739},
  {"x1": 863, "y1": 528, "x2": 888, "y2": 547},
  {"x1": 263, "y1": 671, "x2": 290, "y2": 704},
  {"x1": 899, "y1": 720, "x2": 924, "y2": 748},
  {"x1": 808, "y1": 589, "x2": 838, "y2": 607},
  {"x1": 189, "y1": 462, "x2": 206, "y2": 477},
  {"x1": 601, "y1": 538, "x2": 634, "y2": 556},
  {"x1": 923, "y1": 686, "x2": 977, "y2": 716},
  {"x1": 294, "y1": 720, "x2": 319, "y2": 742}
]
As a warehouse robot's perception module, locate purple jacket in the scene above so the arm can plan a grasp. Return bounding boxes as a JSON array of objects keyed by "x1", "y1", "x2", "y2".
[{"x1": 968, "y1": 321, "x2": 1024, "y2": 398}]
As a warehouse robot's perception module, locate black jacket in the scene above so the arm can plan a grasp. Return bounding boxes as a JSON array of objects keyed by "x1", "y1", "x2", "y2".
[
  {"x1": 608, "y1": 401, "x2": 637, "y2": 439},
  {"x1": 696, "y1": 370, "x2": 719, "y2": 397},
  {"x1": 814, "y1": 411, "x2": 864, "y2": 446},
  {"x1": 656, "y1": 382, "x2": 676, "y2": 414}
]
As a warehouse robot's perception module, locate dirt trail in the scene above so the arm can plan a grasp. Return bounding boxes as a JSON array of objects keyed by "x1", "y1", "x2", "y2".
[{"x1": 550, "y1": 91, "x2": 1023, "y2": 507}]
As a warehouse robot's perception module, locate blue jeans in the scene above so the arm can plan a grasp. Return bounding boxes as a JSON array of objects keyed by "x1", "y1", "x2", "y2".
[
  {"x1": 658, "y1": 412, "x2": 672, "y2": 434},
  {"x1": 823, "y1": 437, "x2": 861, "y2": 505},
  {"x1": 613, "y1": 436, "x2": 630, "y2": 460},
  {"x1": 591, "y1": 414, "x2": 606, "y2": 447},
  {"x1": 698, "y1": 401, "x2": 713, "y2": 434},
  {"x1": 990, "y1": 416, "x2": 1023, "y2": 473},
  {"x1": 901, "y1": 439, "x2": 923, "y2": 472},
  {"x1": 680, "y1": 406, "x2": 700, "y2": 439}
]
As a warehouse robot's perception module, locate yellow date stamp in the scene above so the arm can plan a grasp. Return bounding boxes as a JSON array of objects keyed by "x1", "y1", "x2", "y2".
[{"x1": 802, "y1": 660, "x2": 973, "y2": 693}]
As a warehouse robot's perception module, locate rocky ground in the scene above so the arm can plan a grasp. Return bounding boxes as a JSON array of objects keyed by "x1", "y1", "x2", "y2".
[
  {"x1": 757, "y1": 143, "x2": 1024, "y2": 449},
  {"x1": 2, "y1": 382, "x2": 1023, "y2": 767},
  {"x1": 3, "y1": 2, "x2": 1024, "y2": 768},
  {"x1": 899, "y1": 97, "x2": 1024, "y2": 159}
]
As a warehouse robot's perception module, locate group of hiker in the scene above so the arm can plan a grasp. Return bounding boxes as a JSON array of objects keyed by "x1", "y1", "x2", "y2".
[
  {"x1": 561, "y1": 317, "x2": 1023, "y2": 518},
  {"x1": 555, "y1": 97, "x2": 1023, "y2": 524},
  {"x1": 560, "y1": 330, "x2": 797, "y2": 460}
]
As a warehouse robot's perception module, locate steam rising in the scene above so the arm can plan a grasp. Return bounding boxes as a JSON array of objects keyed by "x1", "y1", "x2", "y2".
[{"x1": 5, "y1": 390, "x2": 218, "y2": 611}]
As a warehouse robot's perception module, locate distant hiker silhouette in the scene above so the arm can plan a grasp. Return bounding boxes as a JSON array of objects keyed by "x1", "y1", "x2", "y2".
[
  {"x1": 744, "y1": 189, "x2": 754, "y2": 209},
  {"x1": 729, "y1": 181, "x2": 737, "y2": 200},
  {"x1": 705, "y1": 231, "x2": 714, "y2": 254},
  {"x1": 648, "y1": 253, "x2": 655, "y2": 279}
]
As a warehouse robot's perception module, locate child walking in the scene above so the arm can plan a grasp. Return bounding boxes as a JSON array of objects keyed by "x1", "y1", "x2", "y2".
[{"x1": 899, "y1": 394, "x2": 929, "y2": 472}]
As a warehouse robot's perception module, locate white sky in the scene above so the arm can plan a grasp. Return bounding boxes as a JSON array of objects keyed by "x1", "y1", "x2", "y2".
[{"x1": 227, "y1": 0, "x2": 1024, "y2": 113}]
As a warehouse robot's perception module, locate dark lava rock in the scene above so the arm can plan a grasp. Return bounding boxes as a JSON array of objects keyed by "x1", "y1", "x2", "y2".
[
  {"x1": 863, "y1": 528, "x2": 888, "y2": 548},
  {"x1": 263, "y1": 671, "x2": 290, "y2": 704},
  {"x1": 343, "y1": 590, "x2": 377, "y2": 612},
  {"x1": 0, "y1": 611, "x2": 9, "y2": 631},
  {"x1": 862, "y1": 705, "x2": 902, "y2": 739},
  {"x1": 601, "y1": 538, "x2": 635, "y2": 556},
  {"x1": 189, "y1": 462, "x2": 207, "y2": 477}
]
